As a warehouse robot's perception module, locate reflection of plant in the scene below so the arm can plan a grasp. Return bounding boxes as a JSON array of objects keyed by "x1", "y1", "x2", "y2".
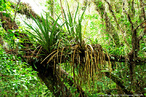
[
  {"x1": 63, "y1": 3, "x2": 86, "y2": 45},
  {"x1": 24, "y1": 13, "x2": 62, "y2": 53}
]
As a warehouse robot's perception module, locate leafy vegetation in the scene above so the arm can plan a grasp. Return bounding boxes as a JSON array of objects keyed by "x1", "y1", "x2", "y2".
[
  {"x1": 63, "y1": 2, "x2": 86, "y2": 44},
  {"x1": 0, "y1": 45, "x2": 52, "y2": 96},
  {"x1": 0, "y1": 0, "x2": 145, "y2": 96},
  {"x1": 24, "y1": 13, "x2": 63, "y2": 53}
]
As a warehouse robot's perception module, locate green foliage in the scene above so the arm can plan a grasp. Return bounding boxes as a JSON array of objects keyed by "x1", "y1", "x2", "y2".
[
  {"x1": 45, "y1": 0, "x2": 61, "y2": 16},
  {"x1": 0, "y1": 0, "x2": 145, "y2": 96},
  {"x1": 0, "y1": 28, "x2": 21, "y2": 51},
  {"x1": 0, "y1": 46, "x2": 52, "y2": 96},
  {"x1": 24, "y1": 13, "x2": 63, "y2": 53},
  {"x1": 0, "y1": 0, "x2": 14, "y2": 15},
  {"x1": 0, "y1": 0, "x2": 6, "y2": 11},
  {"x1": 63, "y1": 3, "x2": 86, "y2": 44}
]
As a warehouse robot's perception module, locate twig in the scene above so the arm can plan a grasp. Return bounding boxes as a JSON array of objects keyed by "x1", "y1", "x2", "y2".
[
  {"x1": 137, "y1": 21, "x2": 146, "y2": 41},
  {"x1": 123, "y1": 1, "x2": 134, "y2": 30},
  {"x1": 134, "y1": 20, "x2": 146, "y2": 31},
  {"x1": 104, "y1": 0, "x2": 129, "y2": 47},
  {"x1": 104, "y1": 0, "x2": 118, "y2": 27},
  {"x1": 13, "y1": 0, "x2": 21, "y2": 21},
  {"x1": 140, "y1": 0, "x2": 146, "y2": 20}
]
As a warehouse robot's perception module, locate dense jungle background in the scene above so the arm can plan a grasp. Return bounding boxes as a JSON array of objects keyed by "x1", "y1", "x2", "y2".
[{"x1": 0, "y1": 0, "x2": 145, "y2": 96}]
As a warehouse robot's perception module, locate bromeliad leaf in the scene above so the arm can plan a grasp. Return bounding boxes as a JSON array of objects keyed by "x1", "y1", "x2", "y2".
[
  {"x1": 63, "y1": 2, "x2": 86, "y2": 45},
  {"x1": 24, "y1": 13, "x2": 62, "y2": 53}
]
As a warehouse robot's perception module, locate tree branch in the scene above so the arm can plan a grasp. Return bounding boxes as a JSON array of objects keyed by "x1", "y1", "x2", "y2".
[
  {"x1": 104, "y1": 0, "x2": 129, "y2": 47},
  {"x1": 105, "y1": 72, "x2": 133, "y2": 94},
  {"x1": 123, "y1": 1, "x2": 134, "y2": 30},
  {"x1": 10, "y1": 2, "x2": 42, "y2": 22}
]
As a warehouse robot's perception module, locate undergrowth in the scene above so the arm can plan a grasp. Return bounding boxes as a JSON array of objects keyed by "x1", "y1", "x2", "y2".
[{"x1": 0, "y1": 46, "x2": 52, "y2": 97}]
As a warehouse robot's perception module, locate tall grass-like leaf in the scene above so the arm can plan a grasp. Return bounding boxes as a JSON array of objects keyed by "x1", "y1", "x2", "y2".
[
  {"x1": 63, "y1": 9, "x2": 71, "y2": 34},
  {"x1": 78, "y1": 7, "x2": 86, "y2": 44},
  {"x1": 67, "y1": 2, "x2": 74, "y2": 37},
  {"x1": 49, "y1": 15, "x2": 65, "y2": 28},
  {"x1": 24, "y1": 13, "x2": 62, "y2": 53},
  {"x1": 74, "y1": 3, "x2": 79, "y2": 24},
  {"x1": 63, "y1": 2, "x2": 86, "y2": 44}
]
